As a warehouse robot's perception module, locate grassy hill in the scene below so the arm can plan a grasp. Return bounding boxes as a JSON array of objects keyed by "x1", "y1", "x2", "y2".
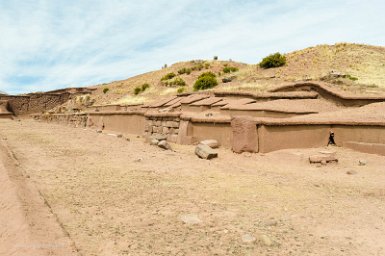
[{"x1": 91, "y1": 43, "x2": 385, "y2": 105}]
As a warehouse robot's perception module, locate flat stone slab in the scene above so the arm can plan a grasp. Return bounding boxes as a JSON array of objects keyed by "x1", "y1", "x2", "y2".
[
  {"x1": 195, "y1": 144, "x2": 218, "y2": 160},
  {"x1": 309, "y1": 154, "x2": 338, "y2": 164},
  {"x1": 200, "y1": 139, "x2": 219, "y2": 149}
]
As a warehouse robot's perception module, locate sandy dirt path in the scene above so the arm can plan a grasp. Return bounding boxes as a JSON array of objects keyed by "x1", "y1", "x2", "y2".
[
  {"x1": 0, "y1": 132, "x2": 77, "y2": 255},
  {"x1": 0, "y1": 119, "x2": 384, "y2": 255}
]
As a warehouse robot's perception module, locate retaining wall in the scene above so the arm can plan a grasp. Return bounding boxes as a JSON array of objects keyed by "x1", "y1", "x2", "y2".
[{"x1": 37, "y1": 112, "x2": 385, "y2": 156}]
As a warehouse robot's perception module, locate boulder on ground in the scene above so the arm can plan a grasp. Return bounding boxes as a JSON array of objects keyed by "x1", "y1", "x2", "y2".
[
  {"x1": 150, "y1": 139, "x2": 159, "y2": 146},
  {"x1": 200, "y1": 139, "x2": 219, "y2": 149},
  {"x1": 309, "y1": 153, "x2": 338, "y2": 164},
  {"x1": 158, "y1": 140, "x2": 171, "y2": 150},
  {"x1": 152, "y1": 134, "x2": 167, "y2": 141},
  {"x1": 195, "y1": 144, "x2": 218, "y2": 160}
]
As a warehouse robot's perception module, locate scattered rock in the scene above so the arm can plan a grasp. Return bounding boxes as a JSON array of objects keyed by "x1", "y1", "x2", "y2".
[
  {"x1": 195, "y1": 144, "x2": 218, "y2": 160},
  {"x1": 126, "y1": 137, "x2": 131, "y2": 142},
  {"x1": 265, "y1": 220, "x2": 278, "y2": 227},
  {"x1": 152, "y1": 134, "x2": 167, "y2": 141},
  {"x1": 158, "y1": 140, "x2": 171, "y2": 150},
  {"x1": 347, "y1": 170, "x2": 357, "y2": 175},
  {"x1": 309, "y1": 153, "x2": 338, "y2": 164},
  {"x1": 96, "y1": 129, "x2": 102, "y2": 133},
  {"x1": 133, "y1": 158, "x2": 142, "y2": 163},
  {"x1": 200, "y1": 139, "x2": 219, "y2": 149},
  {"x1": 359, "y1": 160, "x2": 367, "y2": 166},
  {"x1": 117, "y1": 133, "x2": 123, "y2": 138},
  {"x1": 259, "y1": 234, "x2": 273, "y2": 246},
  {"x1": 180, "y1": 214, "x2": 202, "y2": 225},
  {"x1": 150, "y1": 139, "x2": 159, "y2": 146},
  {"x1": 241, "y1": 234, "x2": 256, "y2": 243}
]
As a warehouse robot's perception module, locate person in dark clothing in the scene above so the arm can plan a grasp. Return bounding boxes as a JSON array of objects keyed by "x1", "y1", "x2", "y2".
[{"x1": 328, "y1": 131, "x2": 336, "y2": 146}]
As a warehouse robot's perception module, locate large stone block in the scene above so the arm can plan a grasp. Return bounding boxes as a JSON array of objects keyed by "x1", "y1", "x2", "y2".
[
  {"x1": 195, "y1": 144, "x2": 218, "y2": 160},
  {"x1": 231, "y1": 117, "x2": 258, "y2": 153}
]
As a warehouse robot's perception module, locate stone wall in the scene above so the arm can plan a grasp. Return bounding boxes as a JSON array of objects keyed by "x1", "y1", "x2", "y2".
[{"x1": 145, "y1": 116, "x2": 180, "y2": 143}]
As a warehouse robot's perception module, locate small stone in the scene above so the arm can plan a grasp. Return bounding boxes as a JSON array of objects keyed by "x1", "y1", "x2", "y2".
[
  {"x1": 180, "y1": 214, "x2": 201, "y2": 225},
  {"x1": 158, "y1": 140, "x2": 171, "y2": 150},
  {"x1": 241, "y1": 234, "x2": 256, "y2": 243},
  {"x1": 200, "y1": 139, "x2": 220, "y2": 149},
  {"x1": 133, "y1": 158, "x2": 142, "y2": 163},
  {"x1": 126, "y1": 137, "x2": 131, "y2": 142},
  {"x1": 152, "y1": 134, "x2": 167, "y2": 141},
  {"x1": 150, "y1": 139, "x2": 159, "y2": 146},
  {"x1": 347, "y1": 170, "x2": 357, "y2": 175},
  {"x1": 359, "y1": 160, "x2": 367, "y2": 166},
  {"x1": 96, "y1": 129, "x2": 102, "y2": 133},
  {"x1": 117, "y1": 133, "x2": 123, "y2": 138},
  {"x1": 265, "y1": 220, "x2": 278, "y2": 226},
  {"x1": 259, "y1": 234, "x2": 273, "y2": 246}
]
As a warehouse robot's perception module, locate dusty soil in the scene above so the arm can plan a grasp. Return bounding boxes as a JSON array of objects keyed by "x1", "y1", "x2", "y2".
[{"x1": 0, "y1": 119, "x2": 384, "y2": 256}]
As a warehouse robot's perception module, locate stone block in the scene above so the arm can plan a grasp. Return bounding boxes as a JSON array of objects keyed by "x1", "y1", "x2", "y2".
[
  {"x1": 200, "y1": 139, "x2": 219, "y2": 149},
  {"x1": 195, "y1": 144, "x2": 218, "y2": 160},
  {"x1": 231, "y1": 118, "x2": 258, "y2": 153}
]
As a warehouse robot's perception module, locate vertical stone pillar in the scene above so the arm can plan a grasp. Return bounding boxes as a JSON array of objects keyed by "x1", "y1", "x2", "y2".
[{"x1": 231, "y1": 117, "x2": 258, "y2": 153}]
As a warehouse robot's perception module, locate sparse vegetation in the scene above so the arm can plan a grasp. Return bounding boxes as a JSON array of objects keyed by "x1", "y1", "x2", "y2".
[
  {"x1": 163, "y1": 77, "x2": 186, "y2": 87},
  {"x1": 134, "y1": 87, "x2": 142, "y2": 95},
  {"x1": 223, "y1": 66, "x2": 239, "y2": 73},
  {"x1": 259, "y1": 52, "x2": 286, "y2": 69},
  {"x1": 194, "y1": 73, "x2": 218, "y2": 91},
  {"x1": 161, "y1": 72, "x2": 176, "y2": 81},
  {"x1": 191, "y1": 63, "x2": 204, "y2": 71},
  {"x1": 346, "y1": 74, "x2": 358, "y2": 81},
  {"x1": 177, "y1": 87, "x2": 185, "y2": 94},
  {"x1": 134, "y1": 83, "x2": 150, "y2": 95},
  {"x1": 178, "y1": 68, "x2": 192, "y2": 75},
  {"x1": 103, "y1": 87, "x2": 109, "y2": 94},
  {"x1": 204, "y1": 63, "x2": 210, "y2": 69},
  {"x1": 198, "y1": 72, "x2": 216, "y2": 79}
]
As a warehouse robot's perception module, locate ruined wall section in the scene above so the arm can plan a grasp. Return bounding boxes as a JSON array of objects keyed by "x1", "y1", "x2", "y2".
[
  {"x1": 145, "y1": 114, "x2": 181, "y2": 143},
  {"x1": 1, "y1": 93, "x2": 71, "y2": 116}
]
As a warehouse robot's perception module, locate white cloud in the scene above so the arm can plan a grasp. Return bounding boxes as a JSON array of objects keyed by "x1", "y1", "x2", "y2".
[{"x1": 0, "y1": 0, "x2": 384, "y2": 94}]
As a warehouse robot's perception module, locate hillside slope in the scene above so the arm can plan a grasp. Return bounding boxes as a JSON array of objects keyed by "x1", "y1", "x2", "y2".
[{"x1": 91, "y1": 43, "x2": 385, "y2": 105}]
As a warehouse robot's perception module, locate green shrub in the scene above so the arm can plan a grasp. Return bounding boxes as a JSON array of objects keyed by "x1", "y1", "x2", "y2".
[
  {"x1": 191, "y1": 63, "x2": 204, "y2": 71},
  {"x1": 134, "y1": 87, "x2": 142, "y2": 95},
  {"x1": 177, "y1": 68, "x2": 192, "y2": 75},
  {"x1": 103, "y1": 87, "x2": 109, "y2": 94},
  {"x1": 163, "y1": 77, "x2": 186, "y2": 87},
  {"x1": 177, "y1": 87, "x2": 185, "y2": 94},
  {"x1": 193, "y1": 75, "x2": 218, "y2": 91},
  {"x1": 223, "y1": 66, "x2": 239, "y2": 73},
  {"x1": 204, "y1": 62, "x2": 210, "y2": 69},
  {"x1": 346, "y1": 74, "x2": 358, "y2": 81},
  {"x1": 161, "y1": 72, "x2": 176, "y2": 81},
  {"x1": 141, "y1": 83, "x2": 150, "y2": 91},
  {"x1": 198, "y1": 72, "x2": 216, "y2": 79},
  {"x1": 259, "y1": 52, "x2": 286, "y2": 69}
]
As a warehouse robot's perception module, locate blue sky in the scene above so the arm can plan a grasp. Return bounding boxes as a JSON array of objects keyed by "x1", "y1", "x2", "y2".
[{"x1": 0, "y1": 0, "x2": 384, "y2": 94}]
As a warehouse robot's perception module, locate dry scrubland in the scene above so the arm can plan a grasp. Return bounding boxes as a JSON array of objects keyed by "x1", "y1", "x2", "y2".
[
  {"x1": 1, "y1": 119, "x2": 384, "y2": 255},
  {"x1": 91, "y1": 43, "x2": 385, "y2": 106}
]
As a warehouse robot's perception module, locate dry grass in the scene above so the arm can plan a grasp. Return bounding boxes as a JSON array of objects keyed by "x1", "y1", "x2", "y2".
[{"x1": 90, "y1": 43, "x2": 385, "y2": 105}]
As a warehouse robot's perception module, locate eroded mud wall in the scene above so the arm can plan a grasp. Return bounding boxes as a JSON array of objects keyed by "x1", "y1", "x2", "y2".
[
  {"x1": 333, "y1": 125, "x2": 385, "y2": 145},
  {"x1": 1, "y1": 93, "x2": 71, "y2": 115},
  {"x1": 89, "y1": 113, "x2": 146, "y2": 135},
  {"x1": 190, "y1": 122, "x2": 233, "y2": 148},
  {"x1": 258, "y1": 125, "x2": 331, "y2": 153}
]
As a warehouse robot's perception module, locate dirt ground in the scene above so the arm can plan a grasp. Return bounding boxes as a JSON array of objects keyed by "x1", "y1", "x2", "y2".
[{"x1": 0, "y1": 119, "x2": 384, "y2": 256}]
